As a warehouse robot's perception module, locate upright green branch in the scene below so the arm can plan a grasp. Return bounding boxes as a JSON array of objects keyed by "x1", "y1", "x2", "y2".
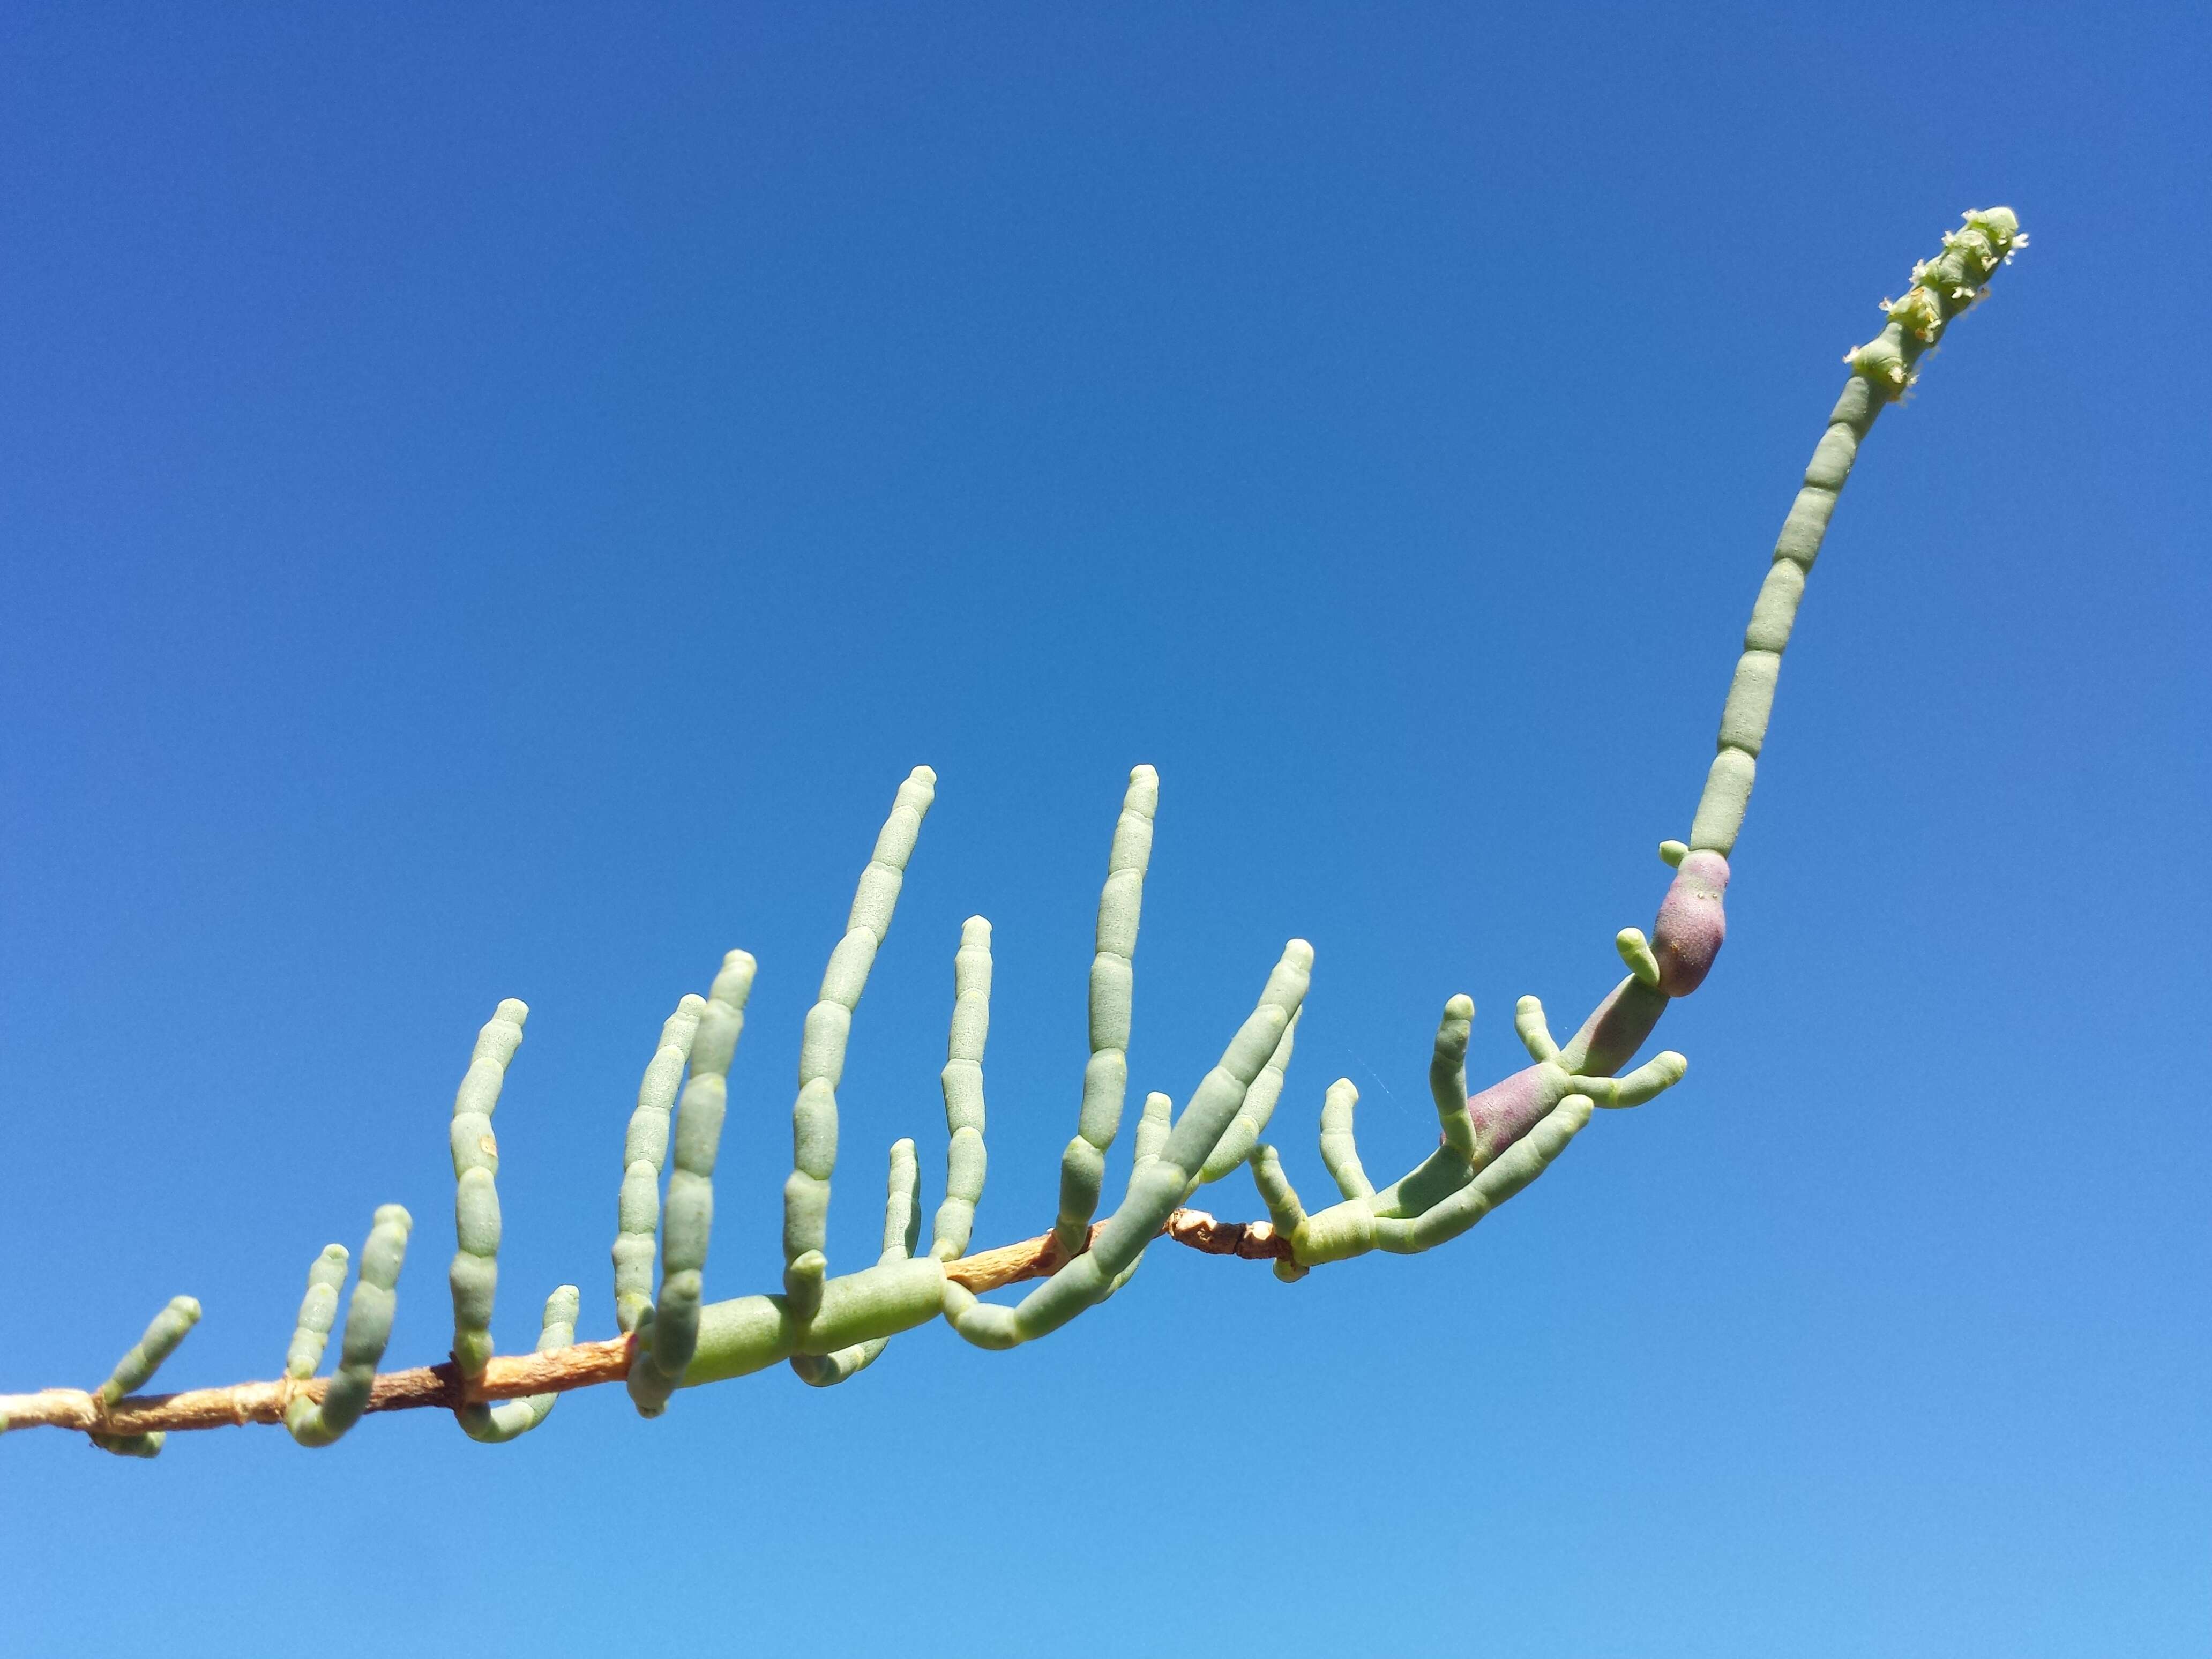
[
  {"x1": 626, "y1": 950, "x2": 757, "y2": 1416},
  {"x1": 1055, "y1": 766, "x2": 1158, "y2": 1254}
]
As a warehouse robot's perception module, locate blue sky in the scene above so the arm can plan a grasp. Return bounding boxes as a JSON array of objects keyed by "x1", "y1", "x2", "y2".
[{"x1": 3, "y1": 5, "x2": 2206, "y2": 1654}]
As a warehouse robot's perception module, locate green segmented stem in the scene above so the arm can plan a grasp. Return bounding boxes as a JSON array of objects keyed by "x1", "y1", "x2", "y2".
[
  {"x1": 626, "y1": 950, "x2": 757, "y2": 1418},
  {"x1": 783, "y1": 766, "x2": 937, "y2": 1318},
  {"x1": 613, "y1": 994, "x2": 707, "y2": 1334},
  {"x1": 1257, "y1": 983, "x2": 1684, "y2": 1270},
  {"x1": 941, "y1": 940, "x2": 1313, "y2": 1350},
  {"x1": 88, "y1": 1295, "x2": 202, "y2": 1458},
  {"x1": 1688, "y1": 372, "x2": 1876, "y2": 855},
  {"x1": 790, "y1": 1139, "x2": 921, "y2": 1386},
  {"x1": 446, "y1": 998, "x2": 528, "y2": 1381},
  {"x1": 1055, "y1": 766, "x2": 1159, "y2": 1253},
  {"x1": 1428, "y1": 996, "x2": 1478, "y2": 1164},
  {"x1": 1615, "y1": 929, "x2": 1661, "y2": 988},
  {"x1": 929, "y1": 917, "x2": 993, "y2": 1261},
  {"x1": 459, "y1": 1285, "x2": 579, "y2": 1443},
  {"x1": 284, "y1": 1246, "x2": 348, "y2": 1380},
  {"x1": 1365, "y1": 1145, "x2": 1471, "y2": 1226},
  {"x1": 1317, "y1": 1079, "x2": 1372, "y2": 1200},
  {"x1": 681, "y1": 1262, "x2": 951, "y2": 1390},
  {"x1": 1097, "y1": 1093, "x2": 1180, "y2": 1300},
  {"x1": 751, "y1": 769, "x2": 939, "y2": 1388},
  {"x1": 1555, "y1": 975, "x2": 1668, "y2": 1077},
  {"x1": 283, "y1": 1205, "x2": 413, "y2": 1448},
  {"x1": 1252, "y1": 1144, "x2": 1306, "y2": 1235},
  {"x1": 1197, "y1": 1010, "x2": 1299, "y2": 1183},
  {"x1": 1579, "y1": 1051, "x2": 1689, "y2": 1108},
  {"x1": 1513, "y1": 996, "x2": 1559, "y2": 1064},
  {"x1": 98, "y1": 1296, "x2": 201, "y2": 1406},
  {"x1": 1691, "y1": 207, "x2": 2024, "y2": 856},
  {"x1": 1368, "y1": 1095, "x2": 1594, "y2": 1254},
  {"x1": 1132, "y1": 1090, "x2": 1172, "y2": 1169},
  {"x1": 1247, "y1": 1145, "x2": 1314, "y2": 1284}
]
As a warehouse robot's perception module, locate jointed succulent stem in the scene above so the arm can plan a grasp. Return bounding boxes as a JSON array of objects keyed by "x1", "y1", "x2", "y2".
[
  {"x1": 625, "y1": 948, "x2": 756, "y2": 1416},
  {"x1": 612, "y1": 995, "x2": 706, "y2": 1335},
  {"x1": 928, "y1": 917, "x2": 993, "y2": 1262},
  {"x1": 1055, "y1": 767, "x2": 1158, "y2": 1253},
  {"x1": 0, "y1": 209, "x2": 2024, "y2": 1454},
  {"x1": 281, "y1": 1206, "x2": 414, "y2": 1447},
  {"x1": 84, "y1": 1296, "x2": 201, "y2": 1456},
  {"x1": 435, "y1": 998, "x2": 584, "y2": 1442}
]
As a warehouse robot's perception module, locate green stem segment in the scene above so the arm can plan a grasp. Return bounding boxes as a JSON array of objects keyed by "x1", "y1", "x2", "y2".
[
  {"x1": 1688, "y1": 207, "x2": 2026, "y2": 860},
  {"x1": 446, "y1": 999, "x2": 528, "y2": 1382},
  {"x1": 89, "y1": 1295, "x2": 202, "y2": 1458},
  {"x1": 612, "y1": 995, "x2": 707, "y2": 1334},
  {"x1": 282, "y1": 1206, "x2": 413, "y2": 1448},
  {"x1": 439, "y1": 998, "x2": 579, "y2": 1443},
  {"x1": 1055, "y1": 766, "x2": 1159, "y2": 1252},
  {"x1": 782, "y1": 767, "x2": 937, "y2": 1318},
  {"x1": 929, "y1": 918, "x2": 993, "y2": 1262},
  {"x1": 1657, "y1": 207, "x2": 2024, "y2": 999},
  {"x1": 460, "y1": 1286, "x2": 580, "y2": 1443},
  {"x1": 626, "y1": 950, "x2": 757, "y2": 1417},
  {"x1": 1252, "y1": 995, "x2": 1680, "y2": 1270},
  {"x1": 789, "y1": 1139, "x2": 921, "y2": 1386},
  {"x1": 943, "y1": 939, "x2": 1313, "y2": 1350}
]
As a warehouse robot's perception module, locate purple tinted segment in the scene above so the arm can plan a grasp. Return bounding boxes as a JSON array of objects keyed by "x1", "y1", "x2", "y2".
[
  {"x1": 1653, "y1": 850, "x2": 1730, "y2": 997},
  {"x1": 1468, "y1": 1065, "x2": 1561, "y2": 1156},
  {"x1": 1565, "y1": 977, "x2": 1668, "y2": 1077}
]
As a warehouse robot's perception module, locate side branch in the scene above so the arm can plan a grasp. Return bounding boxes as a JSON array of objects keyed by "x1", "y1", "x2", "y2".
[{"x1": 0, "y1": 1210, "x2": 1292, "y2": 1440}]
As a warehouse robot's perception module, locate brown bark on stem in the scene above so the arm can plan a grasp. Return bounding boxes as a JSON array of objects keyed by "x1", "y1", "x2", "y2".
[{"x1": 0, "y1": 1209, "x2": 1292, "y2": 1441}]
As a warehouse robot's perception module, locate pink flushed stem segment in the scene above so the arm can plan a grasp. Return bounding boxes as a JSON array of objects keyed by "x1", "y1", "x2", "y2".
[{"x1": 1654, "y1": 850, "x2": 1729, "y2": 997}]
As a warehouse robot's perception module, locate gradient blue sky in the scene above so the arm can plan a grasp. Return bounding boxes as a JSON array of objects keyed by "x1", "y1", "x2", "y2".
[{"x1": 4, "y1": 5, "x2": 2207, "y2": 1655}]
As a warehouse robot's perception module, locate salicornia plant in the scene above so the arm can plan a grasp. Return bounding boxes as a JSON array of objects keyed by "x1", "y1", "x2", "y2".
[{"x1": 0, "y1": 208, "x2": 2027, "y2": 1453}]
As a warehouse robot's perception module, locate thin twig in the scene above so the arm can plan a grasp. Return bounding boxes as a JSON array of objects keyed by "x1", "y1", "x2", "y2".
[{"x1": 0, "y1": 1209, "x2": 1290, "y2": 1440}]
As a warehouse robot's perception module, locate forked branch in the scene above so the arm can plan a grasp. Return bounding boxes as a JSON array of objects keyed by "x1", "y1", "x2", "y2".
[{"x1": 0, "y1": 210, "x2": 2025, "y2": 1452}]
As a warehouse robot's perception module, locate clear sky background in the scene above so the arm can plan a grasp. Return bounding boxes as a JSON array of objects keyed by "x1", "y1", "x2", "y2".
[{"x1": 3, "y1": 5, "x2": 2207, "y2": 1654}]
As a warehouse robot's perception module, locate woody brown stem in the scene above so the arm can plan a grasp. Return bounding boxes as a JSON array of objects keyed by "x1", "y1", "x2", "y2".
[{"x1": 1, "y1": 1208, "x2": 1293, "y2": 1440}]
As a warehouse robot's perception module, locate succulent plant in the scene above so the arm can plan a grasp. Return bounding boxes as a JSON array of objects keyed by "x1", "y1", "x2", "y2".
[{"x1": 0, "y1": 208, "x2": 2026, "y2": 1453}]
